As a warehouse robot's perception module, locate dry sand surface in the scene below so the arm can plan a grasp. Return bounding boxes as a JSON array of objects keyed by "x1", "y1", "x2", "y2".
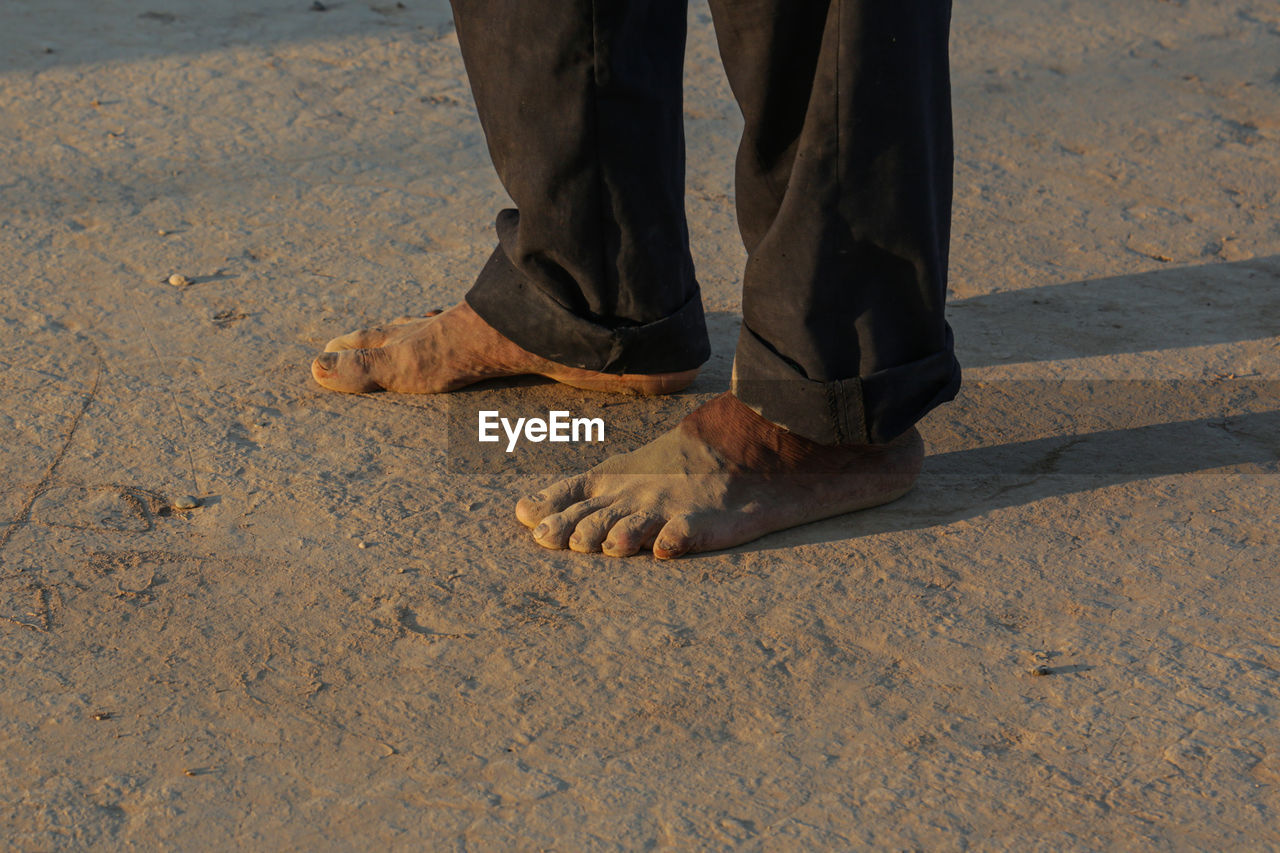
[{"x1": 3, "y1": 0, "x2": 1280, "y2": 848}]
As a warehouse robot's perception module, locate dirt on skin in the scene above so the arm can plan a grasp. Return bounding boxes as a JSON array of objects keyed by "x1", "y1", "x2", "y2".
[
  {"x1": 311, "y1": 301, "x2": 698, "y2": 395},
  {"x1": 2, "y1": 0, "x2": 1279, "y2": 848},
  {"x1": 515, "y1": 394, "x2": 925, "y2": 559}
]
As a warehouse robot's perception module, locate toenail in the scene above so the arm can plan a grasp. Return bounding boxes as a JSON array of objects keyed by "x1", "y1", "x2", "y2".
[
  {"x1": 533, "y1": 524, "x2": 548, "y2": 539},
  {"x1": 603, "y1": 540, "x2": 616, "y2": 551},
  {"x1": 315, "y1": 353, "x2": 337, "y2": 370}
]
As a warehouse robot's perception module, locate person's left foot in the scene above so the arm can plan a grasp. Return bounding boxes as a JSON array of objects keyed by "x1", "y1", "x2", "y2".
[{"x1": 516, "y1": 393, "x2": 924, "y2": 558}]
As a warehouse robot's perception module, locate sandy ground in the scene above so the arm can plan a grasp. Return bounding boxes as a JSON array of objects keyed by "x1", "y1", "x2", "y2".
[{"x1": 2, "y1": 0, "x2": 1279, "y2": 848}]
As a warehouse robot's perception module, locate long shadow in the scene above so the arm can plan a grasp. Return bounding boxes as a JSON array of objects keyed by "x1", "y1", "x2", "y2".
[
  {"x1": 726, "y1": 256, "x2": 1277, "y2": 551},
  {"x1": 1, "y1": 0, "x2": 455, "y2": 74},
  {"x1": 756, "y1": 406, "x2": 1279, "y2": 553},
  {"x1": 950, "y1": 256, "x2": 1280, "y2": 366},
  {"x1": 4, "y1": 5, "x2": 480, "y2": 233}
]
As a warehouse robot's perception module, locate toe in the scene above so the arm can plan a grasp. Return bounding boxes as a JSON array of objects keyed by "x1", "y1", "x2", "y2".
[
  {"x1": 531, "y1": 497, "x2": 610, "y2": 550},
  {"x1": 601, "y1": 513, "x2": 665, "y2": 558},
  {"x1": 516, "y1": 476, "x2": 590, "y2": 528},
  {"x1": 311, "y1": 347, "x2": 390, "y2": 393},
  {"x1": 653, "y1": 515, "x2": 696, "y2": 560},
  {"x1": 568, "y1": 504, "x2": 631, "y2": 553}
]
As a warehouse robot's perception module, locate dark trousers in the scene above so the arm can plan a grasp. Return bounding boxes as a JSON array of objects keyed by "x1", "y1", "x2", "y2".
[{"x1": 453, "y1": 0, "x2": 961, "y2": 445}]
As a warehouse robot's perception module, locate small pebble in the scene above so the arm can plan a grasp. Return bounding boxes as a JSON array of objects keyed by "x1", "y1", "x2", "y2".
[
  {"x1": 168, "y1": 273, "x2": 189, "y2": 287},
  {"x1": 357, "y1": 541, "x2": 368, "y2": 549},
  {"x1": 1031, "y1": 664, "x2": 1053, "y2": 677},
  {"x1": 157, "y1": 228, "x2": 168, "y2": 236},
  {"x1": 173, "y1": 495, "x2": 199, "y2": 510}
]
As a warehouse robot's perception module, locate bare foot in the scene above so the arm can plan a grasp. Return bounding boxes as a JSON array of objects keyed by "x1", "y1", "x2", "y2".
[
  {"x1": 311, "y1": 302, "x2": 697, "y2": 395},
  {"x1": 515, "y1": 393, "x2": 924, "y2": 558}
]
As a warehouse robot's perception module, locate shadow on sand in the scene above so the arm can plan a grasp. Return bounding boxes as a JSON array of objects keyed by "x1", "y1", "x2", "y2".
[{"x1": 750, "y1": 256, "x2": 1280, "y2": 553}]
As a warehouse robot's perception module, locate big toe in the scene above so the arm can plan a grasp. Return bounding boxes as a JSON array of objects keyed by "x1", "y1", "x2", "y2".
[{"x1": 311, "y1": 348, "x2": 389, "y2": 393}]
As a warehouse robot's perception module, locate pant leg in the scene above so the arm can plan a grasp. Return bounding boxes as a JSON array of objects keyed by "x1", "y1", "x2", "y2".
[
  {"x1": 451, "y1": 0, "x2": 710, "y2": 374},
  {"x1": 708, "y1": 0, "x2": 961, "y2": 444}
]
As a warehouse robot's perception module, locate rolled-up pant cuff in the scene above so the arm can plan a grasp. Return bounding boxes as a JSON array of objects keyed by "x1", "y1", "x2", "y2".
[
  {"x1": 465, "y1": 245, "x2": 711, "y2": 375},
  {"x1": 731, "y1": 324, "x2": 962, "y2": 446}
]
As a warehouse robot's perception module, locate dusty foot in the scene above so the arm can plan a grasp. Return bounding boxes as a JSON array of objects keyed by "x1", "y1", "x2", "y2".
[
  {"x1": 516, "y1": 393, "x2": 925, "y2": 559},
  {"x1": 311, "y1": 302, "x2": 697, "y2": 395}
]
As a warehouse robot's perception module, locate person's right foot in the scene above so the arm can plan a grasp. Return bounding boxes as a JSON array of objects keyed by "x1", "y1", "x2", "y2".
[
  {"x1": 311, "y1": 302, "x2": 697, "y2": 396},
  {"x1": 516, "y1": 392, "x2": 925, "y2": 559}
]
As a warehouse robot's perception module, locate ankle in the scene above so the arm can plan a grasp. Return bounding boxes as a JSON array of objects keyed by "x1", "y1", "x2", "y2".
[{"x1": 682, "y1": 393, "x2": 922, "y2": 474}]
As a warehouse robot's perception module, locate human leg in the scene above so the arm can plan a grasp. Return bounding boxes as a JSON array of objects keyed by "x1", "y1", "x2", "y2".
[
  {"x1": 312, "y1": 0, "x2": 710, "y2": 393},
  {"x1": 519, "y1": 0, "x2": 959, "y2": 557},
  {"x1": 715, "y1": 0, "x2": 960, "y2": 445}
]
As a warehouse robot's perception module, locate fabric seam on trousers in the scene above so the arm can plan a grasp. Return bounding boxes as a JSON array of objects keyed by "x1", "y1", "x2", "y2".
[
  {"x1": 733, "y1": 323, "x2": 872, "y2": 445},
  {"x1": 825, "y1": 381, "x2": 842, "y2": 444}
]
